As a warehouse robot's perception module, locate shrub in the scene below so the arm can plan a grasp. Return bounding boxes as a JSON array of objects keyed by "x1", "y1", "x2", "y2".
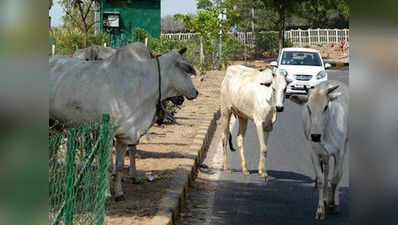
[
  {"x1": 49, "y1": 28, "x2": 109, "y2": 56},
  {"x1": 254, "y1": 32, "x2": 293, "y2": 59}
]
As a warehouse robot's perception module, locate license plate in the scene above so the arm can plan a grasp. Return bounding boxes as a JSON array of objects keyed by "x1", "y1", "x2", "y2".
[{"x1": 295, "y1": 84, "x2": 304, "y2": 89}]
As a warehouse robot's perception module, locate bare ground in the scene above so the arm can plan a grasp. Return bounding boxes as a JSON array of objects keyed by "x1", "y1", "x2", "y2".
[{"x1": 105, "y1": 69, "x2": 225, "y2": 225}]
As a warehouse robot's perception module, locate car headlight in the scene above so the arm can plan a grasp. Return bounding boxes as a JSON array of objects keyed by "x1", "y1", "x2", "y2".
[
  {"x1": 279, "y1": 69, "x2": 288, "y2": 76},
  {"x1": 316, "y1": 70, "x2": 327, "y2": 79}
]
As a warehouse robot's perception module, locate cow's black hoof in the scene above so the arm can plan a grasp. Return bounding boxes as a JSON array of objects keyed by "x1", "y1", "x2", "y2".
[
  {"x1": 327, "y1": 204, "x2": 340, "y2": 214},
  {"x1": 114, "y1": 195, "x2": 125, "y2": 202}
]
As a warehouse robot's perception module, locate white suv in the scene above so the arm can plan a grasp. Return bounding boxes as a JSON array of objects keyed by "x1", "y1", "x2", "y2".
[{"x1": 270, "y1": 48, "x2": 331, "y2": 96}]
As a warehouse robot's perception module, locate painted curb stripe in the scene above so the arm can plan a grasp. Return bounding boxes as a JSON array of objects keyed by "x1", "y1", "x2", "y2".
[{"x1": 151, "y1": 108, "x2": 220, "y2": 225}]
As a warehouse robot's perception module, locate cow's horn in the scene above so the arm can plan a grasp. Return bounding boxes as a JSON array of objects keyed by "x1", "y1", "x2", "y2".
[
  {"x1": 179, "y1": 48, "x2": 187, "y2": 55},
  {"x1": 328, "y1": 85, "x2": 339, "y2": 94}
]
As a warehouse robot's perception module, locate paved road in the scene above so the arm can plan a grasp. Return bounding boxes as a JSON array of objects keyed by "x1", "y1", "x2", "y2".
[{"x1": 177, "y1": 67, "x2": 350, "y2": 225}]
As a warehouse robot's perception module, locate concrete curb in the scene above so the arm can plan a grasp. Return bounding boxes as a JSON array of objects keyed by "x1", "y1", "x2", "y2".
[{"x1": 151, "y1": 109, "x2": 220, "y2": 225}]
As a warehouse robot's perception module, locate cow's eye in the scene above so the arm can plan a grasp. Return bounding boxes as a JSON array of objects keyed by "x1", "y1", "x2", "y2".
[{"x1": 324, "y1": 104, "x2": 328, "y2": 111}]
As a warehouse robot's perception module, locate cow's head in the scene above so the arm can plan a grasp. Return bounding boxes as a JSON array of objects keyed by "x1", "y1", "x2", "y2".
[
  {"x1": 161, "y1": 48, "x2": 198, "y2": 100},
  {"x1": 290, "y1": 83, "x2": 341, "y2": 142},
  {"x1": 272, "y1": 69, "x2": 293, "y2": 112}
]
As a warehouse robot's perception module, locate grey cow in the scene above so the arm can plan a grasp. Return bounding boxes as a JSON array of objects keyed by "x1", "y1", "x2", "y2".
[
  {"x1": 290, "y1": 80, "x2": 348, "y2": 220},
  {"x1": 50, "y1": 43, "x2": 198, "y2": 200}
]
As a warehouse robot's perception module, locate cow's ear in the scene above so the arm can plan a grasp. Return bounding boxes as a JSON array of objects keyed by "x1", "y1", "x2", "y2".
[
  {"x1": 327, "y1": 84, "x2": 340, "y2": 101},
  {"x1": 289, "y1": 95, "x2": 308, "y2": 105},
  {"x1": 178, "y1": 48, "x2": 187, "y2": 55},
  {"x1": 178, "y1": 61, "x2": 196, "y2": 75}
]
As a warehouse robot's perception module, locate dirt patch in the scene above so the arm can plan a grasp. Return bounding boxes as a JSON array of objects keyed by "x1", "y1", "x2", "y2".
[
  {"x1": 105, "y1": 70, "x2": 226, "y2": 225},
  {"x1": 306, "y1": 42, "x2": 349, "y2": 63}
]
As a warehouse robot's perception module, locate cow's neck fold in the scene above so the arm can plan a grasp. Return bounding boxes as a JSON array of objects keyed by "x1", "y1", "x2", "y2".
[{"x1": 157, "y1": 55, "x2": 175, "y2": 100}]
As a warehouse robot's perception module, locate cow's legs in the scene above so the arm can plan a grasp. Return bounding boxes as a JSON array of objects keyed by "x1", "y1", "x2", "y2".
[
  {"x1": 312, "y1": 151, "x2": 326, "y2": 220},
  {"x1": 237, "y1": 117, "x2": 249, "y2": 175},
  {"x1": 255, "y1": 121, "x2": 269, "y2": 180},
  {"x1": 114, "y1": 140, "x2": 128, "y2": 201},
  {"x1": 328, "y1": 141, "x2": 347, "y2": 214},
  {"x1": 220, "y1": 106, "x2": 232, "y2": 172},
  {"x1": 322, "y1": 155, "x2": 330, "y2": 211},
  {"x1": 128, "y1": 145, "x2": 137, "y2": 180},
  {"x1": 311, "y1": 143, "x2": 323, "y2": 189}
]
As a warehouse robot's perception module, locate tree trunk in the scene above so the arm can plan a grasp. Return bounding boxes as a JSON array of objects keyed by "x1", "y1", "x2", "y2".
[
  {"x1": 84, "y1": 29, "x2": 89, "y2": 48},
  {"x1": 278, "y1": 6, "x2": 285, "y2": 55}
]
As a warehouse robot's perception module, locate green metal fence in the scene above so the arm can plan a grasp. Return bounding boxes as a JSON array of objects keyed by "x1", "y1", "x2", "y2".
[{"x1": 49, "y1": 115, "x2": 113, "y2": 225}]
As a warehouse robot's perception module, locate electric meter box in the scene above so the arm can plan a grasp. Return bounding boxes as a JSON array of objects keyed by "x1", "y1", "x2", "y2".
[{"x1": 104, "y1": 11, "x2": 120, "y2": 28}]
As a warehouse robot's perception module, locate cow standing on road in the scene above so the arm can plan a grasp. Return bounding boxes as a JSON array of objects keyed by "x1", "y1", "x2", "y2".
[
  {"x1": 220, "y1": 65, "x2": 292, "y2": 180},
  {"x1": 290, "y1": 80, "x2": 348, "y2": 220}
]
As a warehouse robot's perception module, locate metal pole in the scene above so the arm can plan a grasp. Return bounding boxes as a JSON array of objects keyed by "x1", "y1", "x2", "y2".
[{"x1": 200, "y1": 36, "x2": 204, "y2": 65}]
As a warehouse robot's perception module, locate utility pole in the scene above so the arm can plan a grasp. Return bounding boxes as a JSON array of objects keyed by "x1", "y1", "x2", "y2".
[
  {"x1": 251, "y1": 8, "x2": 255, "y2": 34},
  {"x1": 217, "y1": 0, "x2": 226, "y2": 70}
]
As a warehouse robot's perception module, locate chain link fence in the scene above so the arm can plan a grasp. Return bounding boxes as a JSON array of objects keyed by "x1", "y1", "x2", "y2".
[{"x1": 49, "y1": 115, "x2": 113, "y2": 225}]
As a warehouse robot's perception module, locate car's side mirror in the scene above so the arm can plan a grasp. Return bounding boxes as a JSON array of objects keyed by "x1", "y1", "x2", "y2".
[
  {"x1": 270, "y1": 61, "x2": 278, "y2": 67},
  {"x1": 324, "y1": 63, "x2": 332, "y2": 69}
]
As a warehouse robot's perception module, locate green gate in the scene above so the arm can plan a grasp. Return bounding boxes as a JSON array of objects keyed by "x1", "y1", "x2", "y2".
[{"x1": 49, "y1": 115, "x2": 113, "y2": 225}]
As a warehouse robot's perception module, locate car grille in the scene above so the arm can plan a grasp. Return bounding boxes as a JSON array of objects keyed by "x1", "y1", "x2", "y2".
[{"x1": 295, "y1": 74, "x2": 312, "y2": 81}]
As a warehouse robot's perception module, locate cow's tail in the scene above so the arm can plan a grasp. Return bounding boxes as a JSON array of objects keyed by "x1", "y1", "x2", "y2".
[{"x1": 228, "y1": 131, "x2": 236, "y2": 152}]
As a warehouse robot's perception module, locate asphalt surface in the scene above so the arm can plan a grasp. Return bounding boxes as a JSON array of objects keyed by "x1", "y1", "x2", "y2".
[{"x1": 177, "y1": 67, "x2": 350, "y2": 225}]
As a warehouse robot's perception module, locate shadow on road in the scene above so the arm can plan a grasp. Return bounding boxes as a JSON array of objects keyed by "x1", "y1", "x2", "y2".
[{"x1": 208, "y1": 170, "x2": 350, "y2": 225}]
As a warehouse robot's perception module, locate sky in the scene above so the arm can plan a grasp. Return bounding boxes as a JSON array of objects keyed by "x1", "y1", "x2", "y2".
[{"x1": 49, "y1": 0, "x2": 197, "y2": 27}]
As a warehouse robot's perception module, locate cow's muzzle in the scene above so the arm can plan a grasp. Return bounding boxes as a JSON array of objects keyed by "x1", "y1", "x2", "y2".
[
  {"x1": 186, "y1": 90, "x2": 199, "y2": 100},
  {"x1": 311, "y1": 134, "x2": 321, "y2": 142},
  {"x1": 276, "y1": 106, "x2": 284, "y2": 112}
]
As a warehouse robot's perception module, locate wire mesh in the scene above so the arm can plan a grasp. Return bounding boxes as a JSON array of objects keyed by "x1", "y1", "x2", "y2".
[{"x1": 49, "y1": 115, "x2": 112, "y2": 225}]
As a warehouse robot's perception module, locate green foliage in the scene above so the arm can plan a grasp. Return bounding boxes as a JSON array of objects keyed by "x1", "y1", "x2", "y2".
[
  {"x1": 297, "y1": 0, "x2": 349, "y2": 28},
  {"x1": 254, "y1": 32, "x2": 293, "y2": 58},
  {"x1": 161, "y1": 15, "x2": 186, "y2": 33},
  {"x1": 60, "y1": 0, "x2": 97, "y2": 47},
  {"x1": 49, "y1": 27, "x2": 109, "y2": 55},
  {"x1": 175, "y1": 7, "x2": 243, "y2": 73},
  {"x1": 197, "y1": 0, "x2": 213, "y2": 10}
]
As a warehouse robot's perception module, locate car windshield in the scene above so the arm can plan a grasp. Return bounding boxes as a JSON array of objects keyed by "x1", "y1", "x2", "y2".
[{"x1": 281, "y1": 51, "x2": 322, "y2": 66}]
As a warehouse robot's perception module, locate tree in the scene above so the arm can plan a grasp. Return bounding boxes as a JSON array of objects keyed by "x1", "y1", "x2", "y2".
[
  {"x1": 197, "y1": 0, "x2": 213, "y2": 10},
  {"x1": 61, "y1": 0, "x2": 97, "y2": 48},
  {"x1": 161, "y1": 15, "x2": 187, "y2": 33},
  {"x1": 297, "y1": 0, "x2": 349, "y2": 28},
  {"x1": 260, "y1": 0, "x2": 302, "y2": 53}
]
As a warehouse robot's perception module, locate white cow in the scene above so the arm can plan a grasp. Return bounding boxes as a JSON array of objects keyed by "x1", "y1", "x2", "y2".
[
  {"x1": 50, "y1": 44, "x2": 198, "y2": 200},
  {"x1": 71, "y1": 43, "x2": 183, "y2": 178},
  {"x1": 220, "y1": 65, "x2": 292, "y2": 180},
  {"x1": 290, "y1": 80, "x2": 348, "y2": 220}
]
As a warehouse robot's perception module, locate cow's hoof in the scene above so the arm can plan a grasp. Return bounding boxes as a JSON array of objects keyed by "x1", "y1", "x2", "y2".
[
  {"x1": 327, "y1": 204, "x2": 340, "y2": 214},
  {"x1": 242, "y1": 169, "x2": 250, "y2": 175},
  {"x1": 130, "y1": 177, "x2": 145, "y2": 184},
  {"x1": 258, "y1": 172, "x2": 269, "y2": 182},
  {"x1": 223, "y1": 168, "x2": 231, "y2": 173},
  {"x1": 315, "y1": 207, "x2": 326, "y2": 220},
  {"x1": 114, "y1": 195, "x2": 125, "y2": 202},
  {"x1": 106, "y1": 192, "x2": 112, "y2": 201}
]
